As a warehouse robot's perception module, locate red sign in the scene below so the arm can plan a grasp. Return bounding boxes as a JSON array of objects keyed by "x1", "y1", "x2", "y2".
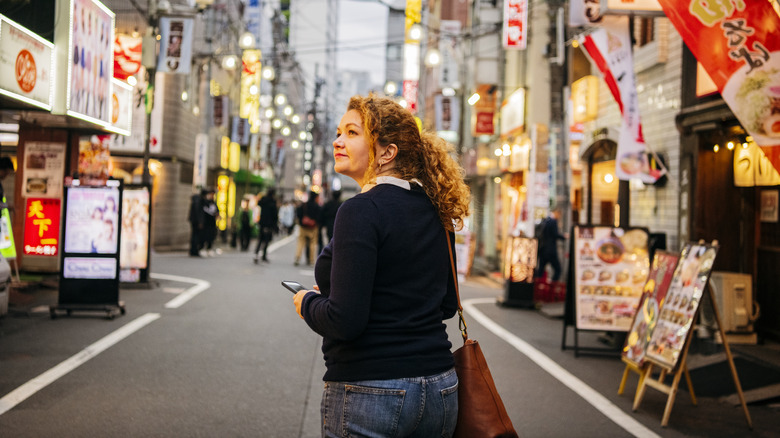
[
  {"x1": 503, "y1": 0, "x2": 528, "y2": 49},
  {"x1": 475, "y1": 112, "x2": 495, "y2": 135},
  {"x1": 403, "y1": 80, "x2": 418, "y2": 113},
  {"x1": 113, "y1": 34, "x2": 142, "y2": 80},
  {"x1": 23, "y1": 198, "x2": 61, "y2": 256},
  {"x1": 657, "y1": 0, "x2": 780, "y2": 171},
  {"x1": 15, "y1": 49, "x2": 36, "y2": 92}
]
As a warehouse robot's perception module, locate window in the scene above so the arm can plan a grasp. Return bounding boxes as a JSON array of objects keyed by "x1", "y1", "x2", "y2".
[{"x1": 636, "y1": 17, "x2": 655, "y2": 47}]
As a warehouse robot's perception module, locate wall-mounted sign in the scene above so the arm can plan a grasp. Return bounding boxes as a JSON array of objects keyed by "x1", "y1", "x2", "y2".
[
  {"x1": 23, "y1": 198, "x2": 61, "y2": 256},
  {"x1": 63, "y1": 0, "x2": 115, "y2": 125},
  {"x1": 734, "y1": 140, "x2": 780, "y2": 187},
  {"x1": 157, "y1": 17, "x2": 193, "y2": 74},
  {"x1": 23, "y1": 142, "x2": 65, "y2": 198},
  {"x1": 108, "y1": 78, "x2": 132, "y2": 135},
  {"x1": 571, "y1": 75, "x2": 599, "y2": 123},
  {"x1": 761, "y1": 190, "x2": 779, "y2": 223},
  {"x1": 0, "y1": 14, "x2": 54, "y2": 110},
  {"x1": 78, "y1": 135, "x2": 111, "y2": 183},
  {"x1": 500, "y1": 87, "x2": 526, "y2": 138},
  {"x1": 502, "y1": 0, "x2": 528, "y2": 50},
  {"x1": 435, "y1": 95, "x2": 460, "y2": 140},
  {"x1": 239, "y1": 49, "x2": 261, "y2": 125},
  {"x1": 113, "y1": 34, "x2": 142, "y2": 80}
]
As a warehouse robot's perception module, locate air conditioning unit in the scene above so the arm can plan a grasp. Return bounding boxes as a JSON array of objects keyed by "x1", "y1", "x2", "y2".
[{"x1": 700, "y1": 272, "x2": 760, "y2": 344}]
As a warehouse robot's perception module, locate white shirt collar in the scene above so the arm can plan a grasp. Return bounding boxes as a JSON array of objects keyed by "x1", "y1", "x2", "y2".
[{"x1": 361, "y1": 176, "x2": 422, "y2": 193}]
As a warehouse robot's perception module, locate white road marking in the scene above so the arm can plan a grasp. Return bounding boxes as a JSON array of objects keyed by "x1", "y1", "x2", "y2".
[
  {"x1": 463, "y1": 298, "x2": 660, "y2": 438},
  {"x1": 0, "y1": 313, "x2": 160, "y2": 416},
  {"x1": 150, "y1": 273, "x2": 211, "y2": 309}
]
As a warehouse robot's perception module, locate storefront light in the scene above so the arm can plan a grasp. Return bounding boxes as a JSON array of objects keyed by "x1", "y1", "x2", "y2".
[
  {"x1": 425, "y1": 48, "x2": 441, "y2": 67},
  {"x1": 291, "y1": 114, "x2": 301, "y2": 124},
  {"x1": 604, "y1": 173, "x2": 614, "y2": 184},
  {"x1": 727, "y1": 141, "x2": 735, "y2": 150},
  {"x1": 408, "y1": 23, "x2": 423, "y2": 41},
  {"x1": 281, "y1": 126, "x2": 291, "y2": 136},
  {"x1": 714, "y1": 144, "x2": 720, "y2": 153},
  {"x1": 742, "y1": 142, "x2": 749, "y2": 149},
  {"x1": 299, "y1": 131, "x2": 307, "y2": 140},
  {"x1": 468, "y1": 93, "x2": 481, "y2": 106},
  {"x1": 193, "y1": 106, "x2": 200, "y2": 115},
  {"x1": 442, "y1": 87, "x2": 456, "y2": 97},
  {"x1": 265, "y1": 108, "x2": 275, "y2": 118},
  {"x1": 494, "y1": 177, "x2": 502, "y2": 184},
  {"x1": 494, "y1": 148, "x2": 502, "y2": 157},
  {"x1": 127, "y1": 76, "x2": 137, "y2": 86},
  {"x1": 384, "y1": 81, "x2": 398, "y2": 95},
  {"x1": 272, "y1": 118, "x2": 283, "y2": 129},
  {"x1": 502, "y1": 144, "x2": 511, "y2": 156},
  {"x1": 398, "y1": 99, "x2": 408, "y2": 108},
  {"x1": 291, "y1": 140, "x2": 300, "y2": 149},
  {"x1": 275, "y1": 94, "x2": 287, "y2": 106},
  {"x1": 283, "y1": 105, "x2": 293, "y2": 116},
  {"x1": 239, "y1": 31, "x2": 256, "y2": 49},
  {"x1": 262, "y1": 66, "x2": 275, "y2": 81},
  {"x1": 222, "y1": 55, "x2": 238, "y2": 70},
  {"x1": 181, "y1": 90, "x2": 188, "y2": 101}
]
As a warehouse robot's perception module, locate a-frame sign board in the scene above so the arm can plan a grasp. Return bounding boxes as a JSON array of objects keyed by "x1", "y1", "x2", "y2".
[{"x1": 631, "y1": 241, "x2": 752, "y2": 429}]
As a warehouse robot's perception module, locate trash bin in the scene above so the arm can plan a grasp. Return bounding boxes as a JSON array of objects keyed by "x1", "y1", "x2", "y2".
[{"x1": 0, "y1": 254, "x2": 11, "y2": 316}]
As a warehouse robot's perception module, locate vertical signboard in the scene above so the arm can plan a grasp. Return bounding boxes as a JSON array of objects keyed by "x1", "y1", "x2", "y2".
[
  {"x1": 0, "y1": 14, "x2": 54, "y2": 110},
  {"x1": 157, "y1": 17, "x2": 193, "y2": 74},
  {"x1": 119, "y1": 185, "x2": 150, "y2": 283},
  {"x1": 502, "y1": 0, "x2": 528, "y2": 50},
  {"x1": 23, "y1": 198, "x2": 61, "y2": 257}
]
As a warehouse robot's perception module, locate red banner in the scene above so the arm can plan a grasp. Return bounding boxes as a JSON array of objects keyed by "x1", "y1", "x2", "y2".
[
  {"x1": 657, "y1": 0, "x2": 780, "y2": 170},
  {"x1": 23, "y1": 198, "x2": 61, "y2": 256}
]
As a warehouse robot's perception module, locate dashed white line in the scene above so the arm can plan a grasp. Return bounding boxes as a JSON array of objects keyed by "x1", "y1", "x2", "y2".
[{"x1": 463, "y1": 298, "x2": 660, "y2": 438}]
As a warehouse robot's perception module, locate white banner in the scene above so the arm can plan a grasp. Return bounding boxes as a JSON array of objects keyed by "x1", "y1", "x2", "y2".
[
  {"x1": 157, "y1": 17, "x2": 193, "y2": 74},
  {"x1": 502, "y1": 0, "x2": 528, "y2": 50},
  {"x1": 193, "y1": 133, "x2": 208, "y2": 189},
  {"x1": 580, "y1": 16, "x2": 665, "y2": 184},
  {"x1": 0, "y1": 15, "x2": 53, "y2": 109}
]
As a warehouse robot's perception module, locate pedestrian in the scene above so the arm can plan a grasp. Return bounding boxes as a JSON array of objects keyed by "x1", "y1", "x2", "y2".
[
  {"x1": 239, "y1": 199, "x2": 252, "y2": 251},
  {"x1": 535, "y1": 207, "x2": 567, "y2": 281},
  {"x1": 320, "y1": 190, "x2": 342, "y2": 244},
  {"x1": 294, "y1": 190, "x2": 320, "y2": 266},
  {"x1": 279, "y1": 200, "x2": 295, "y2": 235},
  {"x1": 254, "y1": 188, "x2": 278, "y2": 263},
  {"x1": 187, "y1": 190, "x2": 203, "y2": 257},
  {"x1": 200, "y1": 187, "x2": 219, "y2": 256},
  {"x1": 291, "y1": 94, "x2": 470, "y2": 437},
  {"x1": 0, "y1": 156, "x2": 15, "y2": 211}
]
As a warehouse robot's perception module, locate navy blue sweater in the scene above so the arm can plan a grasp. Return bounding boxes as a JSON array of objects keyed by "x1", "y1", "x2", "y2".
[{"x1": 301, "y1": 183, "x2": 459, "y2": 381}]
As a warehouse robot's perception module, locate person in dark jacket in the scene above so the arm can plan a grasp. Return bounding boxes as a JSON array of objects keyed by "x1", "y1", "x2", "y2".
[
  {"x1": 200, "y1": 188, "x2": 219, "y2": 256},
  {"x1": 319, "y1": 190, "x2": 342, "y2": 244},
  {"x1": 535, "y1": 208, "x2": 566, "y2": 281},
  {"x1": 294, "y1": 190, "x2": 320, "y2": 266},
  {"x1": 187, "y1": 191, "x2": 204, "y2": 257},
  {"x1": 254, "y1": 188, "x2": 278, "y2": 263},
  {"x1": 291, "y1": 95, "x2": 471, "y2": 437},
  {"x1": 239, "y1": 199, "x2": 252, "y2": 251}
]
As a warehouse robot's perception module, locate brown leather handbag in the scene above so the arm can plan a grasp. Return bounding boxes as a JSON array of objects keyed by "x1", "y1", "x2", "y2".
[{"x1": 447, "y1": 233, "x2": 519, "y2": 438}]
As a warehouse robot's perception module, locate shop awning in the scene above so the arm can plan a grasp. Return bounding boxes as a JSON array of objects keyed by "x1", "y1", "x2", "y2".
[{"x1": 231, "y1": 169, "x2": 266, "y2": 186}]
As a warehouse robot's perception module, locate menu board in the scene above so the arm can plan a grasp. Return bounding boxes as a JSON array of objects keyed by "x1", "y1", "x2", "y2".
[
  {"x1": 573, "y1": 226, "x2": 650, "y2": 331},
  {"x1": 645, "y1": 243, "x2": 718, "y2": 370},
  {"x1": 622, "y1": 251, "x2": 680, "y2": 367},
  {"x1": 503, "y1": 236, "x2": 537, "y2": 283}
]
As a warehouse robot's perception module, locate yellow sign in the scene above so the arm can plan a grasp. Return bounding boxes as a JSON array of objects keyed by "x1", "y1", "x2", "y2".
[
  {"x1": 240, "y1": 49, "x2": 262, "y2": 135},
  {"x1": 229, "y1": 141, "x2": 241, "y2": 172},
  {"x1": 404, "y1": 0, "x2": 421, "y2": 44},
  {"x1": 734, "y1": 141, "x2": 780, "y2": 187},
  {"x1": 571, "y1": 76, "x2": 599, "y2": 123},
  {"x1": 220, "y1": 136, "x2": 230, "y2": 169},
  {"x1": 216, "y1": 175, "x2": 230, "y2": 230}
]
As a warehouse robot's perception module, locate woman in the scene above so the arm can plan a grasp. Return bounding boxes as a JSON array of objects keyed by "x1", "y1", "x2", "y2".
[{"x1": 292, "y1": 95, "x2": 470, "y2": 437}]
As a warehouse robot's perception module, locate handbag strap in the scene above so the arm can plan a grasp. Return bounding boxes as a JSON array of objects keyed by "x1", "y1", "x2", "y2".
[{"x1": 445, "y1": 232, "x2": 469, "y2": 344}]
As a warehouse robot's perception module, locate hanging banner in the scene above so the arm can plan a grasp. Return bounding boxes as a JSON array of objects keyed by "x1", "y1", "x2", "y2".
[
  {"x1": 113, "y1": 34, "x2": 142, "y2": 80},
  {"x1": 502, "y1": 0, "x2": 528, "y2": 50},
  {"x1": 193, "y1": 133, "x2": 208, "y2": 189},
  {"x1": 657, "y1": 0, "x2": 780, "y2": 172},
  {"x1": 157, "y1": 17, "x2": 193, "y2": 74},
  {"x1": 23, "y1": 197, "x2": 61, "y2": 257},
  {"x1": 579, "y1": 16, "x2": 665, "y2": 184},
  {"x1": 439, "y1": 20, "x2": 461, "y2": 89},
  {"x1": 569, "y1": 0, "x2": 602, "y2": 27},
  {"x1": 239, "y1": 49, "x2": 261, "y2": 121}
]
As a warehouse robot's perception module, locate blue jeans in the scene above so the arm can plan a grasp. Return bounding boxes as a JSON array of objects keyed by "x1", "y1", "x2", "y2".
[{"x1": 321, "y1": 368, "x2": 458, "y2": 438}]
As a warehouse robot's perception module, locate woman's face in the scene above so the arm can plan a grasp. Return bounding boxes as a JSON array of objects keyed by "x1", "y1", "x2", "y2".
[{"x1": 333, "y1": 110, "x2": 371, "y2": 183}]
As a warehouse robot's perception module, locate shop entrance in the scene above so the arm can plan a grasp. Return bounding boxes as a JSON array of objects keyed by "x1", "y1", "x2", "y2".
[{"x1": 582, "y1": 139, "x2": 619, "y2": 226}]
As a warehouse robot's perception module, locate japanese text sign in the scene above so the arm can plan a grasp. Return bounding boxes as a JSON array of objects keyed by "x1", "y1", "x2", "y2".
[{"x1": 24, "y1": 197, "x2": 61, "y2": 256}]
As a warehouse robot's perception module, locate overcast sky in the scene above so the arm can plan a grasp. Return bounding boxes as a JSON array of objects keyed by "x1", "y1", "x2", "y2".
[{"x1": 337, "y1": 0, "x2": 388, "y2": 86}]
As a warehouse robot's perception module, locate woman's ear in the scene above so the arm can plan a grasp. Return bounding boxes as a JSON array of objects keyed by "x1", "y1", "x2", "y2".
[{"x1": 379, "y1": 143, "x2": 398, "y2": 164}]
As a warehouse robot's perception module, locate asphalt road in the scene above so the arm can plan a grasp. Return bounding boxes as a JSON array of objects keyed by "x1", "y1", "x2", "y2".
[{"x1": 0, "y1": 234, "x2": 777, "y2": 437}]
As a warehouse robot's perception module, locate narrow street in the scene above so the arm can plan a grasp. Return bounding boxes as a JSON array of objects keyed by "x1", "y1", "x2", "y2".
[{"x1": 0, "y1": 236, "x2": 778, "y2": 437}]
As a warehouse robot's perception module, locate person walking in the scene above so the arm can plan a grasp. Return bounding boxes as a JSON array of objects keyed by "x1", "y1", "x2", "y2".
[
  {"x1": 200, "y1": 188, "x2": 219, "y2": 256},
  {"x1": 319, "y1": 190, "x2": 342, "y2": 244},
  {"x1": 294, "y1": 190, "x2": 320, "y2": 266},
  {"x1": 254, "y1": 188, "x2": 278, "y2": 263},
  {"x1": 187, "y1": 190, "x2": 204, "y2": 257},
  {"x1": 279, "y1": 200, "x2": 295, "y2": 235},
  {"x1": 535, "y1": 208, "x2": 567, "y2": 281},
  {"x1": 291, "y1": 94, "x2": 470, "y2": 437},
  {"x1": 239, "y1": 199, "x2": 252, "y2": 251}
]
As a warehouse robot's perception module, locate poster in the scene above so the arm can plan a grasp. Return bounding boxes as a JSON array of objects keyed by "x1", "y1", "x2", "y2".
[
  {"x1": 645, "y1": 243, "x2": 718, "y2": 370},
  {"x1": 156, "y1": 17, "x2": 193, "y2": 74},
  {"x1": 760, "y1": 190, "x2": 779, "y2": 223},
  {"x1": 23, "y1": 197, "x2": 60, "y2": 256},
  {"x1": 78, "y1": 135, "x2": 110, "y2": 182},
  {"x1": 63, "y1": 186, "x2": 119, "y2": 254},
  {"x1": 622, "y1": 251, "x2": 679, "y2": 367},
  {"x1": 22, "y1": 142, "x2": 65, "y2": 198},
  {"x1": 67, "y1": 0, "x2": 114, "y2": 124},
  {"x1": 573, "y1": 226, "x2": 650, "y2": 331},
  {"x1": 0, "y1": 14, "x2": 54, "y2": 109},
  {"x1": 120, "y1": 187, "x2": 149, "y2": 269}
]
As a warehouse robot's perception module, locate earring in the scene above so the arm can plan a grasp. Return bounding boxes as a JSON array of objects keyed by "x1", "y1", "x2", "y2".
[{"x1": 378, "y1": 161, "x2": 383, "y2": 173}]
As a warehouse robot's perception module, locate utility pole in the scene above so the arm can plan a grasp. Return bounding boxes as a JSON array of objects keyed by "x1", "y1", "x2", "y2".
[
  {"x1": 268, "y1": 9, "x2": 282, "y2": 182},
  {"x1": 142, "y1": 0, "x2": 160, "y2": 186}
]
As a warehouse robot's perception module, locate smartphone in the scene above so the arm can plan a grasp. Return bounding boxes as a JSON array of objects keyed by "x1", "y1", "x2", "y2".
[{"x1": 281, "y1": 280, "x2": 309, "y2": 294}]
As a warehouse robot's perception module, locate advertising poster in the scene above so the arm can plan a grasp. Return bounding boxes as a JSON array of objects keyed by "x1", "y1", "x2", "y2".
[
  {"x1": 502, "y1": 0, "x2": 528, "y2": 50},
  {"x1": 622, "y1": 251, "x2": 680, "y2": 367},
  {"x1": 0, "y1": 14, "x2": 54, "y2": 109},
  {"x1": 120, "y1": 187, "x2": 149, "y2": 269},
  {"x1": 63, "y1": 186, "x2": 119, "y2": 254},
  {"x1": 78, "y1": 135, "x2": 110, "y2": 182},
  {"x1": 573, "y1": 226, "x2": 650, "y2": 331},
  {"x1": 760, "y1": 190, "x2": 779, "y2": 223},
  {"x1": 503, "y1": 236, "x2": 537, "y2": 283},
  {"x1": 109, "y1": 78, "x2": 132, "y2": 135},
  {"x1": 68, "y1": 0, "x2": 114, "y2": 124},
  {"x1": 113, "y1": 33, "x2": 141, "y2": 80},
  {"x1": 657, "y1": 0, "x2": 780, "y2": 173},
  {"x1": 22, "y1": 142, "x2": 65, "y2": 198},
  {"x1": 645, "y1": 243, "x2": 718, "y2": 370},
  {"x1": 23, "y1": 198, "x2": 61, "y2": 256}
]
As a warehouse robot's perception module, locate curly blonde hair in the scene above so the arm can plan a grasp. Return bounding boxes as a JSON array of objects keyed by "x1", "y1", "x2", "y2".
[{"x1": 347, "y1": 94, "x2": 471, "y2": 231}]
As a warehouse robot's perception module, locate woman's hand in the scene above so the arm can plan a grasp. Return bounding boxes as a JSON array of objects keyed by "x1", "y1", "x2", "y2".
[{"x1": 294, "y1": 286, "x2": 320, "y2": 319}]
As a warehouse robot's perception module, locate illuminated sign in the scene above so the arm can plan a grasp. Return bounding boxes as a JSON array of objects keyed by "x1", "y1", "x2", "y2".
[
  {"x1": 503, "y1": 0, "x2": 528, "y2": 50},
  {"x1": 216, "y1": 174, "x2": 229, "y2": 230},
  {"x1": 107, "y1": 78, "x2": 132, "y2": 135},
  {"x1": 24, "y1": 198, "x2": 61, "y2": 256},
  {"x1": 0, "y1": 14, "x2": 54, "y2": 110}
]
